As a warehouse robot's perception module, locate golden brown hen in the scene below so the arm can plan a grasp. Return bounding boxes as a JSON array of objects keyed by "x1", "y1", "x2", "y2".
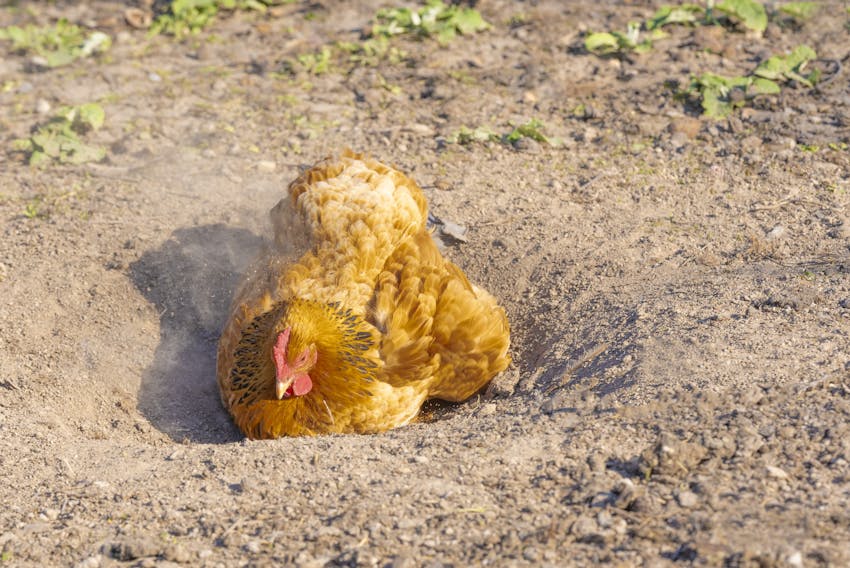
[{"x1": 217, "y1": 151, "x2": 510, "y2": 439}]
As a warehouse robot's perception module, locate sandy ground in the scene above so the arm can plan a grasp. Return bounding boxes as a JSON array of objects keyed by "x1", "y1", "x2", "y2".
[{"x1": 1, "y1": 1, "x2": 850, "y2": 566}]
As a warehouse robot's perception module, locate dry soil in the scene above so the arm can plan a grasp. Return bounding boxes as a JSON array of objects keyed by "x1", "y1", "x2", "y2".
[{"x1": 1, "y1": 1, "x2": 850, "y2": 566}]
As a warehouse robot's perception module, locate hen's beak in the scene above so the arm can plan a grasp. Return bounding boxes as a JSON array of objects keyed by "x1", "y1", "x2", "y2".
[{"x1": 275, "y1": 377, "x2": 293, "y2": 400}]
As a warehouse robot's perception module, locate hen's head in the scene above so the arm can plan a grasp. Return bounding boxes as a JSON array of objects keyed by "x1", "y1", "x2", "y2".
[{"x1": 272, "y1": 327, "x2": 317, "y2": 399}]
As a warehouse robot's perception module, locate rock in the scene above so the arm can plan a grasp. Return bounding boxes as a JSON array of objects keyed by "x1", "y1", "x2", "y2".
[
  {"x1": 765, "y1": 225, "x2": 785, "y2": 240},
  {"x1": 587, "y1": 453, "x2": 606, "y2": 473},
  {"x1": 522, "y1": 546, "x2": 540, "y2": 561},
  {"x1": 163, "y1": 543, "x2": 192, "y2": 563},
  {"x1": 103, "y1": 538, "x2": 160, "y2": 561},
  {"x1": 245, "y1": 541, "x2": 261, "y2": 553},
  {"x1": 125, "y1": 8, "x2": 152, "y2": 29},
  {"x1": 75, "y1": 555, "x2": 103, "y2": 568},
  {"x1": 639, "y1": 433, "x2": 708, "y2": 478},
  {"x1": 668, "y1": 117, "x2": 701, "y2": 139},
  {"x1": 387, "y1": 553, "x2": 417, "y2": 568},
  {"x1": 740, "y1": 135, "x2": 763, "y2": 151},
  {"x1": 35, "y1": 99, "x2": 51, "y2": 115},
  {"x1": 677, "y1": 490, "x2": 699, "y2": 508},
  {"x1": 477, "y1": 403, "x2": 497, "y2": 417},
  {"x1": 693, "y1": 25, "x2": 726, "y2": 53},
  {"x1": 513, "y1": 137, "x2": 541, "y2": 153},
  {"x1": 582, "y1": 127, "x2": 599, "y2": 142},
  {"x1": 433, "y1": 178, "x2": 452, "y2": 191},
  {"x1": 596, "y1": 510, "x2": 613, "y2": 529},
  {"x1": 670, "y1": 131, "x2": 690, "y2": 149},
  {"x1": 786, "y1": 550, "x2": 804, "y2": 568},
  {"x1": 439, "y1": 221, "x2": 468, "y2": 243},
  {"x1": 766, "y1": 465, "x2": 789, "y2": 480},
  {"x1": 257, "y1": 160, "x2": 277, "y2": 173},
  {"x1": 405, "y1": 123, "x2": 435, "y2": 136},
  {"x1": 571, "y1": 516, "x2": 597, "y2": 537}
]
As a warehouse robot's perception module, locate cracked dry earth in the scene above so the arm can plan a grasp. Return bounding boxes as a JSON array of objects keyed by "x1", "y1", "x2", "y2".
[{"x1": 1, "y1": 1, "x2": 850, "y2": 566}]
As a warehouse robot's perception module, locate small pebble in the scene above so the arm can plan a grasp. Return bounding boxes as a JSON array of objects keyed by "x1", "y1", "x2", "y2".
[
  {"x1": 766, "y1": 465, "x2": 789, "y2": 480},
  {"x1": 786, "y1": 550, "x2": 803, "y2": 568},
  {"x1": 434, "y1": 178, "x2": 452, "y2": 191},
  {"x1": 75, "y1": 555, "x2": 102, "y2": 568},
  {"x1": 477, "y1": 403, "x2": 497, "y2": 416},
  {"x1": 766, "y1": 225, "x2": 785, "y2": 240},
  {"x1": 245, "y1": 541, "x2": 261, "y2": 554},
  {"x1": 522, "y1": 546, "x2": 540, "y2": 561},
  {"x1": 571, "y1": 516, "x2": 597, "y2": 536},
  {"x1": 583, "y1": 127, "x2": 599, "y2": 142},
  {"x1": 35, "y1": 99, "x2": 51, "y2": 115},
  {"x1": 677, "y1": 490, "x2": 699, "y2": 508},
  {"x1": 257, "y1": 160, "x2": 277, "y2": 172},
  {"x1": 668, "y1": 117, "x2": 701, "y2": 139},
  {"x1": 164, "y1": 543, "x2": 191, "y2": 563}
]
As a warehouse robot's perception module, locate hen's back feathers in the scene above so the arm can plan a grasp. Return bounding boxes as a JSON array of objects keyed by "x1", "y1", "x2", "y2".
[{"x1": 217, "y1": 151, "x2": 510, "y2": 438}]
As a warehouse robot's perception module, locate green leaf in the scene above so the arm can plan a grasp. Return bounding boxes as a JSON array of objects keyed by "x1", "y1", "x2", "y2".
[
  {"x1": 31, "y1": 131, "x2": 63, "y2": 157},
  {"x1": 701, "y1": 88, "x2": 733, "y2": 119},
  {"x1": 505, "y1": 119, "x2": 557, "y2": 145},
  {"x1": 646, "y1": 4, "x2": 704, "y2": 30},
  {"x1": 692, "y1": 73, "x2": 751, "y2": 119},
  {"x1": 77, "y1": 103, "x2": 106, "y2": 130},
  {"x1": 30, "y1": 151, "x2": 49, "y2": 167},
  {"x1": 779, "y1": 2, "x2": 819, "y2": 20},
  {"x1": 452, "y1": 8, "x2": 488, "y2": 34},
  {"x1": 12, "y1": 138, "x2": 33, "y2": 152},
  {"x1": 716, "y1": 0, "x2": 768, "y2": 32},
  {"x1": 450, "y1": 125, "x2": 499, "y2": 145},
  {"x1": 753, "y1": 45, "x2": 817, "y2": 86},
  {"x1": 585, "y1": 32, "x2": 620, "y2": 54},
  {"x1": 750, "y1": 77, "x2": 780, "y2": 94},
  {"x1": 62, "y1": 140, "x2": 106, "y2": 164}
]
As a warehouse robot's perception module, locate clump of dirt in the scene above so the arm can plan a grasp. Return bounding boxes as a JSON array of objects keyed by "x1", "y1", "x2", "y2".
[{"x1": 1, "y1": 1, "x2": 849, "y2": 566}]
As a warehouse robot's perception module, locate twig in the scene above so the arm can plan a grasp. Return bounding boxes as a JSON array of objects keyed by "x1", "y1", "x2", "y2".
[{"x1": 749, "y1": 197, "x2": 843, "y2": 213}]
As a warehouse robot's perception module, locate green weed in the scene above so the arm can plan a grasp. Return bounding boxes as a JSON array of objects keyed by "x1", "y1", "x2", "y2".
[
  {"x1": 150, "y1": 0, "x2": 280, "y2": 38},
  {"x1": 713, "y1": 0, "x2": 768, "y2": 32},
  {"x1": 0, "y1": 19, "x2": 110, "y2": 67},
  {"x1": 778, "y1": 2, "x2": 819, "y2": 21},
  {"x1": 13, "y1": 103, "x2": 106, "y2": 166},
  {"x1": 688, "y1": 45, "x2": 817, "y2": 118},
  {"x1": 372, "y1": 0, "x2": 489, "y2": 44},
  {"x1": 450, "y1": 119, "x2": 563, "y2": 147}
]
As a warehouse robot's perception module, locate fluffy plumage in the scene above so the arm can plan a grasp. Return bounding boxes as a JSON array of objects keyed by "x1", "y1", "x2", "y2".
[{"x1": 217, "y1": 151, "x2": 510, "y2": 439}]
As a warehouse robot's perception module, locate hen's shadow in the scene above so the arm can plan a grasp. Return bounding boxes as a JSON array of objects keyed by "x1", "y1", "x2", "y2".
[{"x1": 129, "y1": 224, "x2": 264, "y2": 443}]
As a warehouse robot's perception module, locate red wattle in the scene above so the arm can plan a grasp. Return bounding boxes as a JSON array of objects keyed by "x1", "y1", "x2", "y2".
[{"x1": 292, "y1": 374, "x2": 313, "y2": 396}]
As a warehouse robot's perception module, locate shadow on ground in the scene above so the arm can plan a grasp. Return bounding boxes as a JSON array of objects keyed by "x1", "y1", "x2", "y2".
[{"x1": 129, "y1": 224, "x2": 264, "y2": 443}]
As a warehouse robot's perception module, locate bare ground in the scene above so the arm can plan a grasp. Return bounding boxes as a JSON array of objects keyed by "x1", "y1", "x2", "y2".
[{"x1": 1, "y1": 1, "x2": 850, "y2": 566}]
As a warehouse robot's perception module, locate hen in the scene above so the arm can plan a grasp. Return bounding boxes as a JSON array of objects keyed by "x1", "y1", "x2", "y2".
[{"x1": 217, "y1": 151, "x2": 510, "y2": 439}]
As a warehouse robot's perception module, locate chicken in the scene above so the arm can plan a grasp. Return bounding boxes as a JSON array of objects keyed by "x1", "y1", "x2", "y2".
[{"x1": 217, "y1": 150, "x2": 510, "y2": 439}]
